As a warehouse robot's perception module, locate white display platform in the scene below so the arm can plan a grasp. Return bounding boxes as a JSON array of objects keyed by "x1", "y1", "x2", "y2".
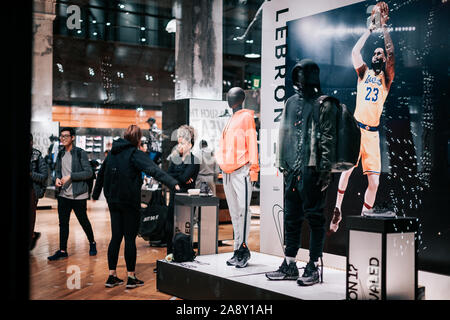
[{"x1": 157, "y1": 252, "x2": 346, "y2": 300}]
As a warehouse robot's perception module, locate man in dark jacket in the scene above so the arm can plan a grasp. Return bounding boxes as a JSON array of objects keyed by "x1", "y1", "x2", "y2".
[
  {"x1": 48, "y1": 127, "x2": 96, "y2": 261},
  {"x1": 92, "y1": 125, "x2": 179, "y2": 289},
  {"x1": 30, "y1": 134, "x2": 48, "y2": 250},
  {"x1": 265, "y1": 59, "x2": 337, "y2": 286}
]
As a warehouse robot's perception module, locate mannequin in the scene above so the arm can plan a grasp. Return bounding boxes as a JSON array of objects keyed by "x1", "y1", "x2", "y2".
[
  {"x1": 227, "y1": 87, "x2": 245, "y2": 112},
  {"x1": 217, "y1": 87, "x2": 259, "y2": 268},
  {"x1": 266, "y1": 59, "x2": 337, "y2": 286}
]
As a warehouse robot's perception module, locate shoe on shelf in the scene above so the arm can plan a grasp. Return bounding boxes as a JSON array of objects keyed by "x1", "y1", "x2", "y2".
[
  {"x1": 105, "y1": 275, "x2": 124, "y2": 288},
  {"x1": 362, "y1": 203, "x2": 396, "y2": 218},
  {"x1": 297, "y1": 260, "x2": 321, "y2": 286},
  {"x1": 234, "y1": 243, "x2": 251, "y2": 268},
  {"x1": 126, "y1": 276, "x2": 144, "y2": 289},
  {"x1": 30, "y1": 232, "x2": 41, "y2": 251},
  {"x1": 89, "y1": 242, "x2": 97, "y2": 256},
  {"x1": 48, "y1": 250, "x2": 68, "y2": 261},
  {"x1": 226, "y1": 250, "x2": 239, "y2": 266},
  {"x1": 265, "y1": 258, "x2": 299, "y2": 281},
  {"x1": 328, "y1": 207, "x2": 342, "y2": 235}
]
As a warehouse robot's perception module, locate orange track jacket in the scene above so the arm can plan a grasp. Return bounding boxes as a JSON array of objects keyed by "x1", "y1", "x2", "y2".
[{"x1": 217, "y1": 109, "x2": 259, "y2": 182}]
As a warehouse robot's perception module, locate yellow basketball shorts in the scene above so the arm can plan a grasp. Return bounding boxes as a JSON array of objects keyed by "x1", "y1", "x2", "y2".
[{"x1": 356, "y1": 128, "x2": 381, "y2": 175}]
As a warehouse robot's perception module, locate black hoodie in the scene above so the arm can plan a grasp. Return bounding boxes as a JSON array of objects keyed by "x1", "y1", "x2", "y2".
[
  {"x1": 92, "y1": 138, "x2": 178, "y2": 208},
  {"x1": 277, "y1": 59, "x2": 337, "y2": 176}
]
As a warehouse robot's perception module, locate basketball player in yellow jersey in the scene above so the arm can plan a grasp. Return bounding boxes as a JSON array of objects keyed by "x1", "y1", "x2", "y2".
[{"x1": 329, "y1": 4, "x2": 395, "y2": 233}]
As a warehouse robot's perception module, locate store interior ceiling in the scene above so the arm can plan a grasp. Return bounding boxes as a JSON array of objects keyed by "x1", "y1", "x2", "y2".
[{"x1": 53, "y1": 0, "x2": 264, "y2": 110}]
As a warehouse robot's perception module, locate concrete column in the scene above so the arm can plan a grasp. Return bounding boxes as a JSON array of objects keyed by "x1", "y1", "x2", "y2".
[
  {"x1": 174, "y1": 0, "x2": 223, "y2": 100},
  {"x1": 32, "y1": 0, "x2": 56, "y2": 122}
]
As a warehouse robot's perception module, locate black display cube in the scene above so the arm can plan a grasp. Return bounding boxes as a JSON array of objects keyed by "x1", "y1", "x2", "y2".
[
  {"x1": 346, "y1": 216, "x2": 419, "y2": 300},
  {"x1": 174, "y1": 194, "x2": 219, "y2": 255}
]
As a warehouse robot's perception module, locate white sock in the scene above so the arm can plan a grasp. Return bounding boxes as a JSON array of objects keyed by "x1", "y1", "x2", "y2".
[{"x1": 285, "y1": 256, "x2": 296, "y2": 264}]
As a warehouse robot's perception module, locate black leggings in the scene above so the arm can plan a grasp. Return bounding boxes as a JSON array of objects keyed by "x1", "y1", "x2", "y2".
[
  {"x1": 107, "y1": 203, "x2": 140, "y2": 272},
  {"x1": 57, "y1": 197, "x2": 95, "y2": 251}
]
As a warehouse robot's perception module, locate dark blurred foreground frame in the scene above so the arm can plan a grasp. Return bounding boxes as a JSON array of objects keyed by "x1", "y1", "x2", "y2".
[{"x1": 5, "y1": 1, "x2": 32, "y2": 300}]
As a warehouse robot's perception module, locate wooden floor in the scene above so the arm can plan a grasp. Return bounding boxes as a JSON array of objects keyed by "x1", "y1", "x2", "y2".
[{"x1": 30, "y1": 198, "x2": 261, "y2": 300}]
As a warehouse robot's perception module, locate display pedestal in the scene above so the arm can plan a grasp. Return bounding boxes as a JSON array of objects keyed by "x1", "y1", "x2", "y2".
[
  {"x1": 174, "y1": 194, "x2": 219, "y2": 255},
  {"x1": 346, "y1": 216, "x2": 419, "y2": 300},
  {"x1": 156, "y1": 252, "x2": 346, "y2": 300}
]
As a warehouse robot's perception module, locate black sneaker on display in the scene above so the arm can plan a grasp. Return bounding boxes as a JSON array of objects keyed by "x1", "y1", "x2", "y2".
[
  {"x1": 30, "y1": 232, "x2": 41, "y2": 251},
  {"x1": 105, "y1": 275, "x2": 124, "y2": 288},
  {"x1": 47, "y1": 250, "x2": 68, "y2": 261},
  {"x1": 89, "y1": 242, "x2": 97, "y2": 256},
  {"x1": 234, "y1": 243, "x2": 251, "y2": 268},
  {"x1": 297, "y1": 261, "x2": 320, "y2": 286},
  {"x1": 362, "y1": 204, "x2": 397, "y2": 218},
  {"x1": 265, "y1": 259, "x2": 299, "y2": 281},
  {"x1": 126, "y1": 276, "x2": 145, "y2": 289},
  {"x1": 226, "y1": 250, "x2": 239, "y2": 266}
]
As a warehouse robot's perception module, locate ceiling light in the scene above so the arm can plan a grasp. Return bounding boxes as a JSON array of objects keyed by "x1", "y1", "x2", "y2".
[
  {"x1": 244, "y1": 53, "x2": 260, "y2": 58},
  {"x1": 106, "y1": 22, "x2": 111, "y2": 26},
  {"x1": 166, "y1": 19, "x2": 176, "y2": 33},
  {"x1": 140, "y1": 27, "x2": 145, "y2": 31}
]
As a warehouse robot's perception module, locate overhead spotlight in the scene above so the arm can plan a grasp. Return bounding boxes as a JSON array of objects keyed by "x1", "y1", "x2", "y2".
[
  {"x1": 166, "y1": 19, "x2": 176, "y2": 33},
  {"x1": 244, "y1": 53, "x2": 260, "y2": 58},
  {"x1": 106, "y1": 22, "x2": 111, "y2": 26},
  {"x1": 140, "y1": 27, "x2": 145, "y2": 31},
  {"x1": 141, "y1": 38, "x2": 146, "y2": 42}
]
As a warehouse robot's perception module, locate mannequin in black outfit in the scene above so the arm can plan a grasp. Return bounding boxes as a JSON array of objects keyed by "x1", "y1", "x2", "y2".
[{"x1": 265, "y1": 59, "x2": 338, "y2": 286}]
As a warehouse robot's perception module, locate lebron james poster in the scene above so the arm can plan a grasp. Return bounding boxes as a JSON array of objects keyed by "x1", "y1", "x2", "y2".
[{"x1": 262, "y1": 0, "x2": 449, "y2": 275}]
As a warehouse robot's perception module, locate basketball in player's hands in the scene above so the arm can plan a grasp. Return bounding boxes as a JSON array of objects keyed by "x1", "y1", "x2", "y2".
[{"x1": 372, "y1": 1, "x2": 389, "y2": 25}]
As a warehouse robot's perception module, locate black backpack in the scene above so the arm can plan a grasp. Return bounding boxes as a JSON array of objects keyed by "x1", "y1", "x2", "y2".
[
  {"x1": 314, "y1": 95, "x2": 361, "y2": 172},
  {"x1": 138, "y1": 190, "x2": 168, "y2": 241},
  {"x1": 172, "y1": 232, "x2": 196, "y2": 262}
]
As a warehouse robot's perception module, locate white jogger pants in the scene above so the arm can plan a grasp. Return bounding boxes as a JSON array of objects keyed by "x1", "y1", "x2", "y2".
[{"x1": 223, "y1": 163, "x2": 253, "y2": 251}]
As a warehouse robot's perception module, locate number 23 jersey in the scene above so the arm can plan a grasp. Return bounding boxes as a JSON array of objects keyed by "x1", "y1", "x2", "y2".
[{"x1": 353, "y1": 65, "x2": 388, "y2": 127}]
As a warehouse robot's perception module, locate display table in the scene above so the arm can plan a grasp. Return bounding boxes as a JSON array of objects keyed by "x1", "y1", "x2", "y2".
[
  {"x1": 174, "y1": 194, "x2": 219, "y2": 255},
  {"x1": 346, "y1": 215, "x2": 419, "y2": 300}
]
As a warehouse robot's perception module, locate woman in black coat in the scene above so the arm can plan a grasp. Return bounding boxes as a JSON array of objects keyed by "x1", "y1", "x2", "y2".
[
  {"x1": 93, "y1": 125, "x2": 179, "y2": 289},
  {"x1": 165, "y1": 125, "x2": 200, "y2": 256}
]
